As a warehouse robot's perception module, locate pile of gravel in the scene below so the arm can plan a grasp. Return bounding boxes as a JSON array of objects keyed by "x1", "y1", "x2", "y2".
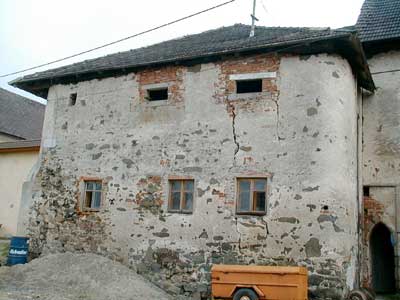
[{"x1": 0, "y1": 253, "x2": 171, "y2": 300}]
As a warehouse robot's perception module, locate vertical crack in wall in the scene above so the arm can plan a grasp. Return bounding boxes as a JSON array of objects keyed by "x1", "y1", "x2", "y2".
[
  {"x1": 228, "y1": 102, "x2": 240, "y2": 163},
  {"x1": 272, "y1": 98, "x2": 282, "y2": 142},
  {"x1": 235, "y1": 218, "x2": 243, "y2": 254}
]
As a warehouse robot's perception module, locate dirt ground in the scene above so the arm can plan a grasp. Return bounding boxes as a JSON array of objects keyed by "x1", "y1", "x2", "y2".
[{"x1": 0, "y1": 253, "x2": 171, "y2": 300}]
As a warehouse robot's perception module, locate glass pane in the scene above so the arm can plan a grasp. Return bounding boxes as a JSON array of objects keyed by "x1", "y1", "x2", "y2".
[
  {"x1": 183, "y1": 192, "x2": 193, "y2": 211},
  {"x1": 171, "y1": 181, "x2": 181, "y2": 192},
  {"x1": 254, "y1": 179, "x2": 267, "y2": 191},
  {"x1": 92, "y1": 192, "x2": 102, "y2": 209},
  {"x1": 86, "y1": 182, "x2": 94, "y2": 190},
  {"x1": 85, "y1": 191, "x2": 92, "y2": 208},
  {"x1": 184, "y1": 180, "x2": 194, "y2": 192},
  {"x1": 239, "y1": 180, "x2": 251, "y2": 192},
  {"x1": 171, "y1": 192, "x2": 181, "y2": 210},
  {"x1": 95, "y1": 182, "x2": 102, "y2": 191},
  {"x1": 238, "y1": 191, "x2": 250, "y2": 212},
  {"x1": 254, "y1": 191, "x2": 266, "y2": 212}
]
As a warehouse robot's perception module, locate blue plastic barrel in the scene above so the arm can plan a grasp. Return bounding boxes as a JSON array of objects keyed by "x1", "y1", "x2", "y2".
[{"x1": 7, "y1": 236, "x2": 29, "y2": 266}]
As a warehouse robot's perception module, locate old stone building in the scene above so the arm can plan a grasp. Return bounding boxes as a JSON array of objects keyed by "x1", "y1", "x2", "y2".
[{"x1": 9, "y1": 1, "x2": 399, "y2": 298}]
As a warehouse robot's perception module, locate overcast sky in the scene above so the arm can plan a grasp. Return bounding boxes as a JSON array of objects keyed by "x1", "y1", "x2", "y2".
[{"x1": 0, "y1": 0, "x2": 364, "y2": 103}]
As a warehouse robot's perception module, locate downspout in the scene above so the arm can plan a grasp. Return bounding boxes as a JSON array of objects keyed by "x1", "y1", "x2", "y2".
[{"x1": 356, "y1": 79, "x2": 364, "y2": 289}]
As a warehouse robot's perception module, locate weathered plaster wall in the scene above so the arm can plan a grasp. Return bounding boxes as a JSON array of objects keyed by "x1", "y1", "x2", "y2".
[
  {"x1": 363, "y1": 50, "x2": 400, "y2": 185},
  {"x1": 0, "y1": 150, "x2": 39, "y2": 237},
  {"x1": 28, "y1": 53, "x2": 358, "y2": 299},
  {"x1": 362, "y1": 50, "x2": 400, "y2": 291}
]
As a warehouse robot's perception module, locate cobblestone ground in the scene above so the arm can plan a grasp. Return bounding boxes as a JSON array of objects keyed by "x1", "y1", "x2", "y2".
[{"x1": 0, "y1": 253, "x2": 171, "y2": 300}]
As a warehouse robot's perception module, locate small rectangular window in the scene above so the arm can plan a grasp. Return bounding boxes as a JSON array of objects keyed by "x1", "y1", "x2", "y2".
[
  {"x1": 363, "y1": 186, "x2": 370, "y2": 197},
  {"x1": 83, "y1": 180, "x2": 102, "y2": 210},
  {"x1": 236, "y1": 79, "x2": 262, "y2": 94},
  {"x1": 69, "y1": 93, "x2": 77, "y2": 106},
  {"x1": 169, "y1": 179, "x2": 194, "y2": 213},
  {"x1": 147, "y1": 88, "x2": 168, "y2": 101},
  {"x1": 237, "y1": 178, "x2": 267, "y2": 215}
]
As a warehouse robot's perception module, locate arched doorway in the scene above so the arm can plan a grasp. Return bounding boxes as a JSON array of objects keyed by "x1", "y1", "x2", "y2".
[{"x1": 370, "y1": 223, "x2": 396, "y2": 293}]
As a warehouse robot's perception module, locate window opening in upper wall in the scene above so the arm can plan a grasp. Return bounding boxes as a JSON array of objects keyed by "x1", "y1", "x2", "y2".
[
  {"x1": 236, "y1": 79, "x2": 262, "y2": 94},
  {"x1": 69, "y1": 93, "x2": 77, "y2": 106},
  {"x1": 147, "y1": 88, "x2": 168, "y2": 101}
]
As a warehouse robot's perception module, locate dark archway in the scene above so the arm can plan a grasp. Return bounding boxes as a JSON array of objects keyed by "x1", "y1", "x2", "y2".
[{"x1": 370, "y1": 222, "x2": 396, "y2": 293}]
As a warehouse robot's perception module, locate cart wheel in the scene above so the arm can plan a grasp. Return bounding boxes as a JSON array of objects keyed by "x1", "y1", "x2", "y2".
[
  {"x1": 360, "y1": 288, "x2": 375, "y2": 300},
  {"x1": 233, "y1": 288, "x2": 259, "y2": 300},
  {"x1": 347, "y1": 289, "x2": 369, "y2": 300}
]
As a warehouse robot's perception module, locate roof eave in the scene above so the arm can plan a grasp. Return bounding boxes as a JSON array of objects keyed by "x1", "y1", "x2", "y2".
[{"x1": 10, "y1": 32, "x2": 375, "y2": 95}]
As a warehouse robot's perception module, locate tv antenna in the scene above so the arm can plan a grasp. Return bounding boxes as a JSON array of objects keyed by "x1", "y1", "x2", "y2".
[{"x1": 249, "y1": 0, "x2": 259, "y2": 37}]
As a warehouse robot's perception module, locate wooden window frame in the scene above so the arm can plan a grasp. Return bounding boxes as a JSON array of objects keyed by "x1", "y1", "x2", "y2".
[
  {"x1": 236, "y1": 178, "x2": 268, "y2": 216},
  {"x1": 168, "y1": 179, "x2": 194, "y2": 214},
  {"x1": 80, "y1": 178, "x2": 103, "y2": 212}
]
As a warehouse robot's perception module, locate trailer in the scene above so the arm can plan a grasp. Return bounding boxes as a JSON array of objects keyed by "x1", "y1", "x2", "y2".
[{"x1": 211, "y1": 265, "x2": 308, "y2": 300}]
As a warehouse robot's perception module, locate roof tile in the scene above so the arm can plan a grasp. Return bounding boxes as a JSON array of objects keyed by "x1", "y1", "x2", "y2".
[
  {"x1": 0, "y1": 88, "x2": 45, "y2": 139},
  {"x1": 356, "y1": 0, "x2": 400, "y2": 42},
  {"x1": 12, "y1": 24, "x2": 350, "y2": 85}
]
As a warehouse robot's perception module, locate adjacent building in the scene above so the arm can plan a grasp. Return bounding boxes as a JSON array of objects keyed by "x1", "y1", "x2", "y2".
[
  {"x1": 356, "y1": 0, "x2": 400, "y2": 294},
  {"x1": 0, "y1": 88, "x2": 44, "y2": 237}
]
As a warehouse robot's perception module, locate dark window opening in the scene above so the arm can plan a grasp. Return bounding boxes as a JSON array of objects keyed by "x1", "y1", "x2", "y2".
[
  {"x1": 147, "y1": 88, "x2": 168, "y2": 101},
  {"x1": 69, "y1": 93, "x2": 77, "y2": 106},
  {"x1": 236, "y1": 79, "x2": 262, "y2": 94},
  {"x1": 363, "y1": 186, "x2": 370, "y2": 197}
]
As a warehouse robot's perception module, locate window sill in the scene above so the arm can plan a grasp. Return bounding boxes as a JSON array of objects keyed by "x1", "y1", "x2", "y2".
[
  {"x1": 236, "y1": 211, "x2": 266, "y2": 216},
  {"x1": 228, "y1": 91, "x2": 272, "y2": 101},
  {"x1": 81, "y1": 208, "x2": 100, "y2": 213},
  {"x1": 168, "y1": 210, "x2": 193, "y2": 214},
  {"x1": 143, "y1": 99, "x2": 170, "y2": 107}
]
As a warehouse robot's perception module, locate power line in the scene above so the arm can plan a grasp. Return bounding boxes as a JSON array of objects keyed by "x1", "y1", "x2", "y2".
[
  {"x1": 1, "y1": 0, "x2": 235, "y2": 78},
  {"x1": 260, "y1": 0, "x2": 269, "y2": 14}
]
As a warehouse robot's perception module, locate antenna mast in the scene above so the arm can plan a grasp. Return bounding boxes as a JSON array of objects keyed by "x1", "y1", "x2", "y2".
[{"x1": 249, "y1": 0, "x2": 258, "y2": 37}]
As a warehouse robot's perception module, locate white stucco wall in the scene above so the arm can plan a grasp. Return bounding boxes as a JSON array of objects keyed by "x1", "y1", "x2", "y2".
[{"x1": 0, "y1": 150, "x2": 39, "y2": 237}]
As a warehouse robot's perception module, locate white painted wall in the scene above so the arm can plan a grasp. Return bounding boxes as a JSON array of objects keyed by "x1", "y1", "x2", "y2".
[{"x1": 0, "y1": 150, "x2": 39, "y2": 237}]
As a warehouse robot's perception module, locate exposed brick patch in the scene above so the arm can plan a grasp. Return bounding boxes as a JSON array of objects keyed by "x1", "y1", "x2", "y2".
[
  {"x1": 138, "y1": 65, "x2": 184, "y2": 104},
  {"x1": 135, "y1": 175, "x2": 163, "y2": 214},
  {"x1": 361, "y1": 195, "x2": 385, "y2": 290},
  {"x1": 214, "y1": 53, "x2": 280, "y2": 106}
]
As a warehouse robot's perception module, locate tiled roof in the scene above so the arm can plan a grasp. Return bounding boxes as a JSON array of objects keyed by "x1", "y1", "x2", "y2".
[
  {"x1": 11, "y1": 24, "x2": 353, "y2": 85},
  {"x1": 356, "y1": 0, "x2": 400, "y2": 42},
  {"x1": 0, "y1": 88, "x2": 45, "y2": 139}
]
